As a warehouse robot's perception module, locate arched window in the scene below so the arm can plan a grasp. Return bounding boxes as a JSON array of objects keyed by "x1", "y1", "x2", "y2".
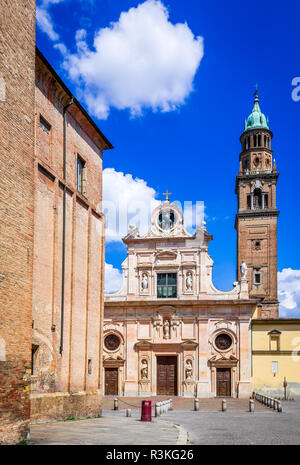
[{"x1": 253, "y1": 188, "x2": 262, "y2": 209}]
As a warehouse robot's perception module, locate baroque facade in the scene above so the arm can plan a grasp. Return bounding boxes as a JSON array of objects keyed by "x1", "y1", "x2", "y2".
[
  {"x1": 104, "y1": 93, "x2": 280, "y2": 399},
  {"x1": 104, "y1": 200, "x2": 255, "y2": 398}
]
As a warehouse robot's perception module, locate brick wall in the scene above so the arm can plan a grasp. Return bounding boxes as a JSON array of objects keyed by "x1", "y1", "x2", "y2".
[
  {"x1": 0, "y1": 1, "x2": 36, "y2": 444},
  {"x1": 30, "y1": 55, "x2": 108, "y2": 421}
]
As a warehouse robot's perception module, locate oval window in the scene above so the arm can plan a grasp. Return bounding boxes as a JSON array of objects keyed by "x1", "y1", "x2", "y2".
[
  {"x1": 215, "y1": 333, "x2": 232, "y2": 351},
  {"x1": 104, "y1": 334, "x2": 121, "y2": 351}
]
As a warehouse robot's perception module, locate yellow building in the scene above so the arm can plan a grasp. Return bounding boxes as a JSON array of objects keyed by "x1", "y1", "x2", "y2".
[{"x1": 252, "y1": 319, "x2": 300, "y2": 397}]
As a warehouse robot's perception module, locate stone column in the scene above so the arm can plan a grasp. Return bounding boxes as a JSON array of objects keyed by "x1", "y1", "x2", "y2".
[
  {"x1": 196, "y1": 318, "x2": 210, "y2": 397},
  {"x1": 124, "y1": 319, "x2": 138, "y2": 396},
  {"x1": 238, "y1": 317, "x2": 252, "y2": 398}
]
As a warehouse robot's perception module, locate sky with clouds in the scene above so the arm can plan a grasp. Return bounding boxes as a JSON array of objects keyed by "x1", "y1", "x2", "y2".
[{"x1": 36, "y1": 0, "x2": 300, "y2": 316}]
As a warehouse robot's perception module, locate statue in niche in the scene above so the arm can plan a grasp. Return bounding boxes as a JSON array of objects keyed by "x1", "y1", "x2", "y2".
[
  {"x1": 240, "y1": 261, "x2": 248, "y2": 281},
  {"x1": 141, "y1": 359, "x2": 148, "y2": 380},
  {"x1": 185, "y1": 360, "x2": 193, "y2": 380},
  {"x1": 141, "y1": 273, "x2": 148, "y2": 291},
  {"x1": 163, "y1": 319, "x2": 170, "y2": 339},
  {"x1": 186, "y1": 272, "x2": 193, "y2": 291}
]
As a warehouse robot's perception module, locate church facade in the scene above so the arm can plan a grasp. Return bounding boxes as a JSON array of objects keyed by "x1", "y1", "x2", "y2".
[{"x1": 104, "y1": 93, "x2": 280, "y2": 399}]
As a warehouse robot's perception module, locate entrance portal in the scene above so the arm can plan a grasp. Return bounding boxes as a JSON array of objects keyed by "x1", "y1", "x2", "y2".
[
  {"x1": 105, "y1": 367, "x2": 118, "y2": 395},
  {"x1": 157, "y1": 356, "x2": 177, "y2": 396},
  {"x1": 216, "y1": 368, "x2": 231, "y2": 397}
]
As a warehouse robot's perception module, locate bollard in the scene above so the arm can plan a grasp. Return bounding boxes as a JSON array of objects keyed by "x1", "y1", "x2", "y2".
[
  {"x1": 141, "y1": 400, "x2": 152, "y2": 422},
  {"x1": 277, "y1": 401, "x2": 282, "y2": 413},
  {"x1": 155, "y1": 403, "x2": 160, "y2": 417},
  {"x1": 273, "y1": 399, "x2": 277, "y2": 410},
  {"x1": 157, "y1": 402, "x2": 161, "y2": 416},
  {"x1": 222, "y1": 399, "x2": 227, "y2": 412},
  {"x1": 249, "y1": 399, "x2": 254, "y2": 413},
  {"x1": 126, "y1": 409, "x2": 131, "y2": 417},
  {"x1": 114, "y1": 398, "x2": 118, "y2": 411},
  {"x1": 194, "y1": 398, "x2": 199, "y2": 411},
  {"x1": 170, "y1": 399, "x2": 173, "y2": 411},
  {"x1": 266, "y1": 397, "x2": 270, "y2": 407},
  {"x1": 270, "y1": 398, "x2": 274, "y2": 409}
]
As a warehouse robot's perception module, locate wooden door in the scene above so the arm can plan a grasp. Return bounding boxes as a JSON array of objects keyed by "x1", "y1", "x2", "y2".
[
  {"x1": 105, "y1": 368, "x2": 118, "y2": 395},
  {"x1": 216, "y1": 368, "x2": 231, "y2": 397},
  {"x1": 157, "y1": 356, "x2": 177, "y2": 396}
]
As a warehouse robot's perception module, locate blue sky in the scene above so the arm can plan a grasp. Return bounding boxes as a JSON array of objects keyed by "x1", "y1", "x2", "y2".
[{"x1": 36, "y1": 0, "x2": 300, "y2": 316}]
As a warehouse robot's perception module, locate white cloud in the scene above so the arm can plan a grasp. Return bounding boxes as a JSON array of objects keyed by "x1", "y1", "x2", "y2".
[
  {"x1": 36, "y1": 5, "x2": 60, "y2": 41},
  {"x1": 103, "y1": 168, "x2": 160, "y2": 242},
  {"x1": 54, "y1": 42, "x2": 68, "y2": 56},
  {"x1": 105, "y1": 263, "x2": 123, "y2": 294},
  {"x1": 63, "y1": 0, "x2": 204, "y2": 119},
  {"x1": 36, "y1": 0, "x2": 66, "y2": 41},
  {"x1": 278, "y1": 268, "x2": 300, "y2": 317}
]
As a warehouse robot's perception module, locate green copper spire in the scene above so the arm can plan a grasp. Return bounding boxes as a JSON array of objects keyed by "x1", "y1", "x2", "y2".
[{"x1": 244, "y1": 88, "x2": 269, "y2": 132}]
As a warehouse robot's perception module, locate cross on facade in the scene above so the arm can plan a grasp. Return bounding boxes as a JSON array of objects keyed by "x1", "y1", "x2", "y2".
[{"x1": 163, "y1": 190, "x2": 172, "y2": 201}]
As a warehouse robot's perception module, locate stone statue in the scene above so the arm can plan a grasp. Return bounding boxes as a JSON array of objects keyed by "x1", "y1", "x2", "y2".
[
  {"x1": 185, "y1": 360, "x2": 193, "y2": 380},
  {"x1": 240, "y1": 261, "x2": 248, "y2": 281},
  {"x1": 141, "y1": 273, "x2": 148, "y2": 291},
  {"x1": 163, "y1": 319, "x2": 170, "y2": 339},
  {"x1": 186, "y1": 272, "x2": 193, "y2": 291},
  {"x1": 141, "y1": 360, "x2": 148, "y2": 380}
]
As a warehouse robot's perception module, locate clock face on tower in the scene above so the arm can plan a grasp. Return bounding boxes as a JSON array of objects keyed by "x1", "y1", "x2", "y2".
[{"x1": 158, "y1": 209, "x2": 176, "y2": 231}]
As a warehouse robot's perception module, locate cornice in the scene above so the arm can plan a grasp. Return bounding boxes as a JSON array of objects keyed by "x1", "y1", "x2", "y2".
[{"x1": 236, "y1": 209, "x2": 280, "y2": 220}]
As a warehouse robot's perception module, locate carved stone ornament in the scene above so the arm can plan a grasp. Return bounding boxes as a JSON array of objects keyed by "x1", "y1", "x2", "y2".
[
  {"x1": 141, "y1": 273, "x2": 148, "y2": 291},
  {"x1": 141, "y1": 359, "x2": 148, "y2": 380},
  {"x1": 163, "y1": 319, "x2": 170, "y2": 339},
  {"x1": 185, "y1": 360, "x2": 193, "y2": 380},
  {"x1": 240, "y1": 261, "x2": 248, "y2": 281},
  {"x1": 186, "y1": 272, "x2": 193, "y2": 291}
]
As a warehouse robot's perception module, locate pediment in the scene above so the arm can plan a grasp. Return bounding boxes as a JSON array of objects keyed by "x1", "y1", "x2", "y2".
[
  {"x1": 208, "y1": 354, "x2": 238, "y2": 364},
  {"x1": 181, "y1": 340, "x2": 198, "y2": 348},
  {"x1": 155, "y1": 250, "x2": 177, "y2": 260}
]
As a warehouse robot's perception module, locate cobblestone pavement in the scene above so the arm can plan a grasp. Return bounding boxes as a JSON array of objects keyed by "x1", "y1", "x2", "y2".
[
  {"x1": 29, "y1": 398, "x2": 299, "y2": 445},
  {"x1": 160, "y1": 398, "x2": 300, "y2": 445},
  {"x1": 29, "y1": 414, "x2": 185, "y2": 445}
]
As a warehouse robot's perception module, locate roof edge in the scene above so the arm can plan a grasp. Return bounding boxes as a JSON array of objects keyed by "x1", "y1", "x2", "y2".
[{"x1": 36, "y1": 47, "x2": 114, "y2": 150}]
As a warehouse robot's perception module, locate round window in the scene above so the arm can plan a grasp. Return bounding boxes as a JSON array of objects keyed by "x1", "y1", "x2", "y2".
[
  {"x1": 158, "y1": 209, "x2": 176, "y2": 231},
  {"x1": 215, "y1": 333, "x2": 232, "y2": 351},
  {"x1": 104, "y1": 334, "x2": 121, "y2": 351}
]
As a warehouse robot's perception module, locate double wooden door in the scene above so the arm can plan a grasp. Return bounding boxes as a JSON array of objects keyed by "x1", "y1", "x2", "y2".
[
  {"x1": 157, "y1": 356, "x2": 177, "y2": 396},
  {"x1": 105, "y1": 368, "x2": 118, "y2": 395},
  {"x1": 216, "y1": 368, "x2": 231, "y2": 397}
]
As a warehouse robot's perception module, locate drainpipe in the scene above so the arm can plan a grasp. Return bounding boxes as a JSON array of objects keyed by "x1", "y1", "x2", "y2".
[{"x1": 60, "y1": 97, "x2": 74, "y2": 355}]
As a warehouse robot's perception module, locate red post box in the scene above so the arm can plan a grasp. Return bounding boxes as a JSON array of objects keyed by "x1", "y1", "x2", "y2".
[{"x1": 141, "y1": 400, "x2": 152, "y2": 422}]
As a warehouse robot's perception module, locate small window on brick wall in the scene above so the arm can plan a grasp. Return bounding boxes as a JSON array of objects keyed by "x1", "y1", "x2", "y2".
[
  {"x1": 31, "y1": 344, "x2": 39, "y2": 375},
  {"x1": 88, "y1": 359, "x2": 92, "y2": 374},
  {"x1": 39, "y1": 115, "x2": 51, "y2": 134},
  {"x1": 253, "y1": 270, "x2": 262, "y2": 286},
  {"x1": 77, "y1": 155, "x2": 86, "y2": 195}
]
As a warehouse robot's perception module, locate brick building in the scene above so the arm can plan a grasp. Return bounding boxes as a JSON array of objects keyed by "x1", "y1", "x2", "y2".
[
  {"x1": 30, "y1": 50, "x2": 112, "y2": 423},
  {"x1": 0, "y1": 0, "x2": 36, "y2": 444},
  {"x1": 235, "y1": 90, "x2": 279, "y2": 318},
  {"x1": 0, "y1": 2, "x2": 112, "y2": 443}
]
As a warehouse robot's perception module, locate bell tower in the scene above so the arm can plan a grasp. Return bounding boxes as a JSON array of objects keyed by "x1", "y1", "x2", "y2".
[{"x1": 235, "y1": 90, "x2": 279, "y2": 318}]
